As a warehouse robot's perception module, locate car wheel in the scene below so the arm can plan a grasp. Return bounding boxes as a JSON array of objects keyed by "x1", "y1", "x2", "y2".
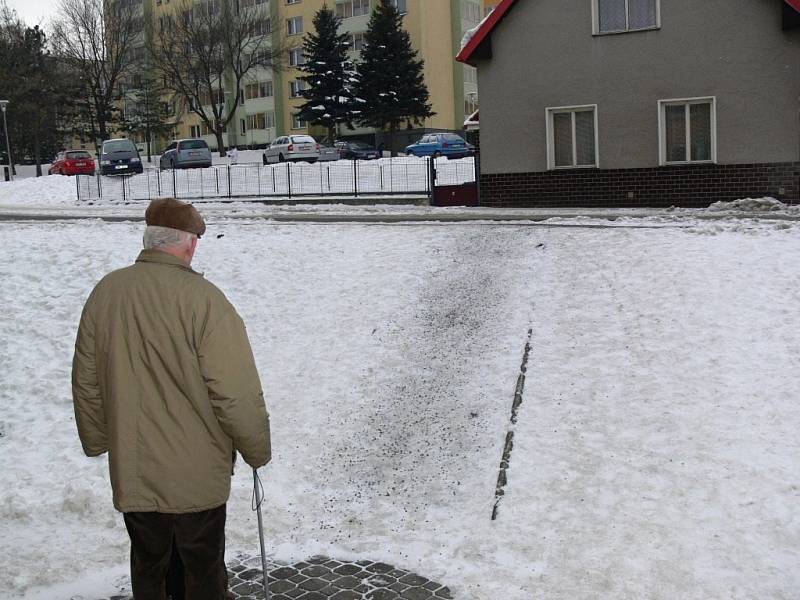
[
  {"x1": 262, "y1": 154, "x2": 268, "y2": 166},
  {"x1": 170, "y1": 159, "x2": 175, "y2": 170},
  {"x1": 307, "y1": 158, "x2": 318, "y2": 164},
  {"x1": 278, "y1": 154, "x2": 285, "y2": 163},
  {"x1": 433, "y1": 151, "x2": 442, "y2": 158}
]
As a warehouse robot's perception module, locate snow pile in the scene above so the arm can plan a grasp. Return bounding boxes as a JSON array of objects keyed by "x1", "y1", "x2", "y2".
[
  {"x1": 459, "y1": 9, "x2": 494, "y2": 53},
  {"x1": 706, "y1": 196, "x2": 789, "y2": 213},
  {"x1": 0, "y1": 175, "x2": 78, "y2": 205}
]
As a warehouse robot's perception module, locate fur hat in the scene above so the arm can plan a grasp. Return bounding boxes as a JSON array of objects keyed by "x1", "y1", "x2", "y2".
[{"x1": 145, "y1": 198, "x2": 206, "y2": 238}]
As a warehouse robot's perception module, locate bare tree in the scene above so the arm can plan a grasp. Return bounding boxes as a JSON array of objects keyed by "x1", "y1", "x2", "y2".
[
  {"x1": 51, "y1": 0, "x2": 142, "y2": 151},
  {"x1": 147, "y1": 0, "x2": 284, "y2": 156}
]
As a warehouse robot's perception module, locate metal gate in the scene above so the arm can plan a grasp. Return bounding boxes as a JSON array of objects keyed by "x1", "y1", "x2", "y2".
[{"x1": 430, "y1": 154, "x2": 480, "y2": 207}]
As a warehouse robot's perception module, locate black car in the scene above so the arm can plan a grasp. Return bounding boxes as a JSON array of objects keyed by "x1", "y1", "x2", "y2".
[
  {"x1": 335, "y1": 140, "x2": 381, "y2": 160},
  {"x1": 99, "y1": 138, "x2": 144, "y2": 176}
]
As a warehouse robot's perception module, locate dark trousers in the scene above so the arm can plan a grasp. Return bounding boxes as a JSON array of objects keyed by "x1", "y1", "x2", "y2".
[{"x1": 123, "y1": 504, "x2": 228, "y2": 600}]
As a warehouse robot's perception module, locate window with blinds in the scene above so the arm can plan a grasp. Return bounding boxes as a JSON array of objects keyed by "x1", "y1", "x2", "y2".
[
  {"x1": 547, "y1": 106, "x2": 598, "y2": 169},
  {"x1": 659, "y1": 98, "x2": 715, "y2": 164},
  {"x1": 595, "y1": 0, "x2": 658, "y2": 34}
]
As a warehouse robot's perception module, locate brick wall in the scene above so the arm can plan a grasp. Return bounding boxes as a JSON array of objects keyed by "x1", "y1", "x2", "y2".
[{"x1": 479, "y1": 162, "x2": 800, "y2": 208}]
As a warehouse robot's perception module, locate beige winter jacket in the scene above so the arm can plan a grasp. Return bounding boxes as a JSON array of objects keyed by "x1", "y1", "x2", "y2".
[{"x1": 72, "y1": 249, "x2": 271, "y2": 513}]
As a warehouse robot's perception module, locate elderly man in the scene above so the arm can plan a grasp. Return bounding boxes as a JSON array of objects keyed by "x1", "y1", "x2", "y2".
[{"x1": 72, "y1": 198, "x2": 271, "y2": 600}]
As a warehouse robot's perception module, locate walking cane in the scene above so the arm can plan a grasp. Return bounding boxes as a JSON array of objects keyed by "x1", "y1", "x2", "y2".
[{"x1": 253, "y1": 468, "x2": 271, "y2": 600}]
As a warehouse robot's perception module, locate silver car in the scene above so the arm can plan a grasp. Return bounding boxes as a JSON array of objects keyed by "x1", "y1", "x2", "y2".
[
  {"x1": 262, "y1": 135, "x2": 320, "y2": 164},
  {"x1": 318, "y1": 143, "x2": 340, "y2": 162},
  {"x1": 160, "y1": 139, "x2": 213, "y2": 170}
]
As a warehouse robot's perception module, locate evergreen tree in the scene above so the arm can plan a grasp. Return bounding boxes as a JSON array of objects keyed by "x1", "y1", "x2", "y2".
[
  {"x1": 355, "y1": 0, "x2": 433, "y2": 155},
  {"x1": 0, "y1": 6, "x2": 69, "y2": 175},
  {"x1": 295, "y1": 6, "x2": 359, "y2": 143}
]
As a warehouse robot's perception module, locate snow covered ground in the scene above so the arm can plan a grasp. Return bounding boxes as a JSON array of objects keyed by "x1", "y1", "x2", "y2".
[{"x1": 1, "y1": 205, "x2": 799, "y2": 599}]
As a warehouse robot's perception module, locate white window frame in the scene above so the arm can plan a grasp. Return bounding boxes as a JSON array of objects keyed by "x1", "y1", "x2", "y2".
[
  {"x1": 287, "y1": 16, "x2": 303, "y2": 35},
  {"x1": 291, "y1": 114, "x2": 306, "y2": 129},
  {"x1": 592, "y1": 0, "x2": 661, "y2": 35},
  {"x1": 289, "y1": 48, "x2": 305, "y2": 66},
  {"x1": 657, "y1": 96, "x2": 717, "y2": 166},
  {"x1": 545, "y1": 104, "x2": 599, "y2": 170},
  {"x1": 289, "y1": 80, "x2": 305, "y2": 98}
]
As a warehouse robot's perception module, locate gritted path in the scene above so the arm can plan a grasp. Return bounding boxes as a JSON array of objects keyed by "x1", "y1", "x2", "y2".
[{"x1": 303, "y1": 226, "x2": 539, "y2": 543}]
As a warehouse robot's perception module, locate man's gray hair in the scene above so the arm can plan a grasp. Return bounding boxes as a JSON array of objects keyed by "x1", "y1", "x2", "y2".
[{"x1": 143, "y1": 225, "x2": 196, "y2": 250}]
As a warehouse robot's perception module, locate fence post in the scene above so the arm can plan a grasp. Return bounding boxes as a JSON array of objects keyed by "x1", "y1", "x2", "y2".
[
  {"x1": 326, "y1": 166, "x2": 330, "y2": 192},
  {"x1": 200, "y1": 169, "x2": 204, "y2": 199},
  {"x1": 157, "y1": 169, "x2": 162, "y2": 197},
  {"x1": 474, "y1": 153, "x2": 481, "y2": 206},
  {"x1": 97, "y1": 172, "x2": 101, "y2": 199},
  {"x1": 380, "y1": 165, "x2": 384, "y2": 191},
  {"x1": 287, "y1": 162, "x2": 292, "y2": 198},
  {"x1": 353, "y1": 159, "x2": 358, "y2": 197},
  {"x1": 427, "y1": 157, "x2": 436, "y2": 203},
  {"x1": 272, "y1": 166, "x2": 276, "y2": 193},
  {"x1": 122, "y1": 175, "x2": 127, "y2": 203},
  {"x1": 215, "y1": 168, "x2": 219, "y2": 195},
  {"x1": 76, "y1": 175, "x2": 80, "y2": 202},
  {"x1": 172, "y1": 168, "x2": 177, "y2": 199},
  {"x1": 257, "y1": 164, "x2": 261, "y2": 196},
  {"x1": 227, "y1": 165, "x2": 232, "y2": 199}
]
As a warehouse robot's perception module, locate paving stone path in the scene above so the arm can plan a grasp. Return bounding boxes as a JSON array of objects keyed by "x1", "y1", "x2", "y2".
[{"x1": 93, "y1": 554, "x2": 453, "y2": 600}]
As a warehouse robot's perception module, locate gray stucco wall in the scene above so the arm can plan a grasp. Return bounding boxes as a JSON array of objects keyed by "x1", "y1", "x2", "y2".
[{"x1": 476, "y1": 0, "x2": 800, "y2": 174}]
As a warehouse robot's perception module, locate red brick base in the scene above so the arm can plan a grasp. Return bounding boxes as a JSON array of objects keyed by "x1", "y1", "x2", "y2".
[{"x1": 479, "y1": 162, "x2": 800, "y2": 208}]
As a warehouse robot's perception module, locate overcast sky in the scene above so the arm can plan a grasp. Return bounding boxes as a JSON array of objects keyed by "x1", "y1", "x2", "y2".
[{"x1": 7, "y1": 0, "x2": 55, "y2": 27}]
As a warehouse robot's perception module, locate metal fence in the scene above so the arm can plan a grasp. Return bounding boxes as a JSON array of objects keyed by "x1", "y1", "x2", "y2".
[{"x1": 76, "y1": 156, "x2": 478, "y2": 203}]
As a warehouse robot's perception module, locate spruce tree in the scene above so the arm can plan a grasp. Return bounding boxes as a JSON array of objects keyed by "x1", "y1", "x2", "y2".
[
  {"x1": 355, "y1": 0, "x2": 434, "y2": 155},
  {"x1": 295, "y1": 6, "x2": 359, "y2": 143}
]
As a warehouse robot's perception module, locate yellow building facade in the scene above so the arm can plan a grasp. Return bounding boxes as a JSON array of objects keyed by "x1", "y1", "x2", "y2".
[{"x1": 139, "y1": 0, "x2": 484, "y2": 150}]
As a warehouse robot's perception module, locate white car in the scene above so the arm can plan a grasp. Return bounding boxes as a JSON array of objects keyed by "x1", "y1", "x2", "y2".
[{"x1": 263, "y1": 135, "x2": 320, "y2": 164}]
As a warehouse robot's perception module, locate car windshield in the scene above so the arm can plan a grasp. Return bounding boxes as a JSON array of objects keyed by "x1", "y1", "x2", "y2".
[
  {"x1": 66, "y1": 151, "x2": 92, "y2": 159},
  {"x1": 350, "y1": 142, "x2": 371, "y2": 149},
  {"x1": 180, "y1": 140, "x2": 208, "y2": 150},
  {"x1": 103, "y1": 140, "x2": 136, "y2": 153},
  {"x1": 291, "y1": 136, "x2": 315, "y2": 144}
]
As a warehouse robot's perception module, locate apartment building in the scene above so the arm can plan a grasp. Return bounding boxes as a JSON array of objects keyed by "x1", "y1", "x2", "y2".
[{"x1": 141, "y1": 0, "x2": 485, "y2": 150}]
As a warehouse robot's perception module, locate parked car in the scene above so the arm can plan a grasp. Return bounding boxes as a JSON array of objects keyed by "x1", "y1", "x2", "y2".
[
  {"x1": 99, "y1": 138, "x2": 143, "y2": 176},
  {"x1": 263, "y1": 135, "x2": 320, "y2": 164},
  {"x1": 405, "y1": 133, "x2": 473, "y2": 159},
  {"x1": 159, "y1": 138, "x2": 213, "y2": 170},
  {"x1": 318, "y1": 143, "x2": 340, "y2": 162},
  {"x1": 48, "y1": 150, "x2": 95, "y2": 176},
  {"x1": 335, "y1": 140, "x2": 381, "y2": 160}
]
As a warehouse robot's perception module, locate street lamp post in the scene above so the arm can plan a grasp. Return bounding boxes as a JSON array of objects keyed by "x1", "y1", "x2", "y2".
[{"x1": 0, "y1": 100, "x2": 12, "y2": 181}]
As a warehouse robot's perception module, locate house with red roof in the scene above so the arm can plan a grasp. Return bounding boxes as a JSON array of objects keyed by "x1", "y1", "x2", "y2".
[{"x1": 457, "y1": 0, "x2": 800, "y2": 207}]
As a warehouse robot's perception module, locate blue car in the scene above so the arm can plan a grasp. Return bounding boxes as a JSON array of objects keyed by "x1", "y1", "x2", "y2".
[{"x1": 404, "y1": 133, "x2": 474, "y2": 159}]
